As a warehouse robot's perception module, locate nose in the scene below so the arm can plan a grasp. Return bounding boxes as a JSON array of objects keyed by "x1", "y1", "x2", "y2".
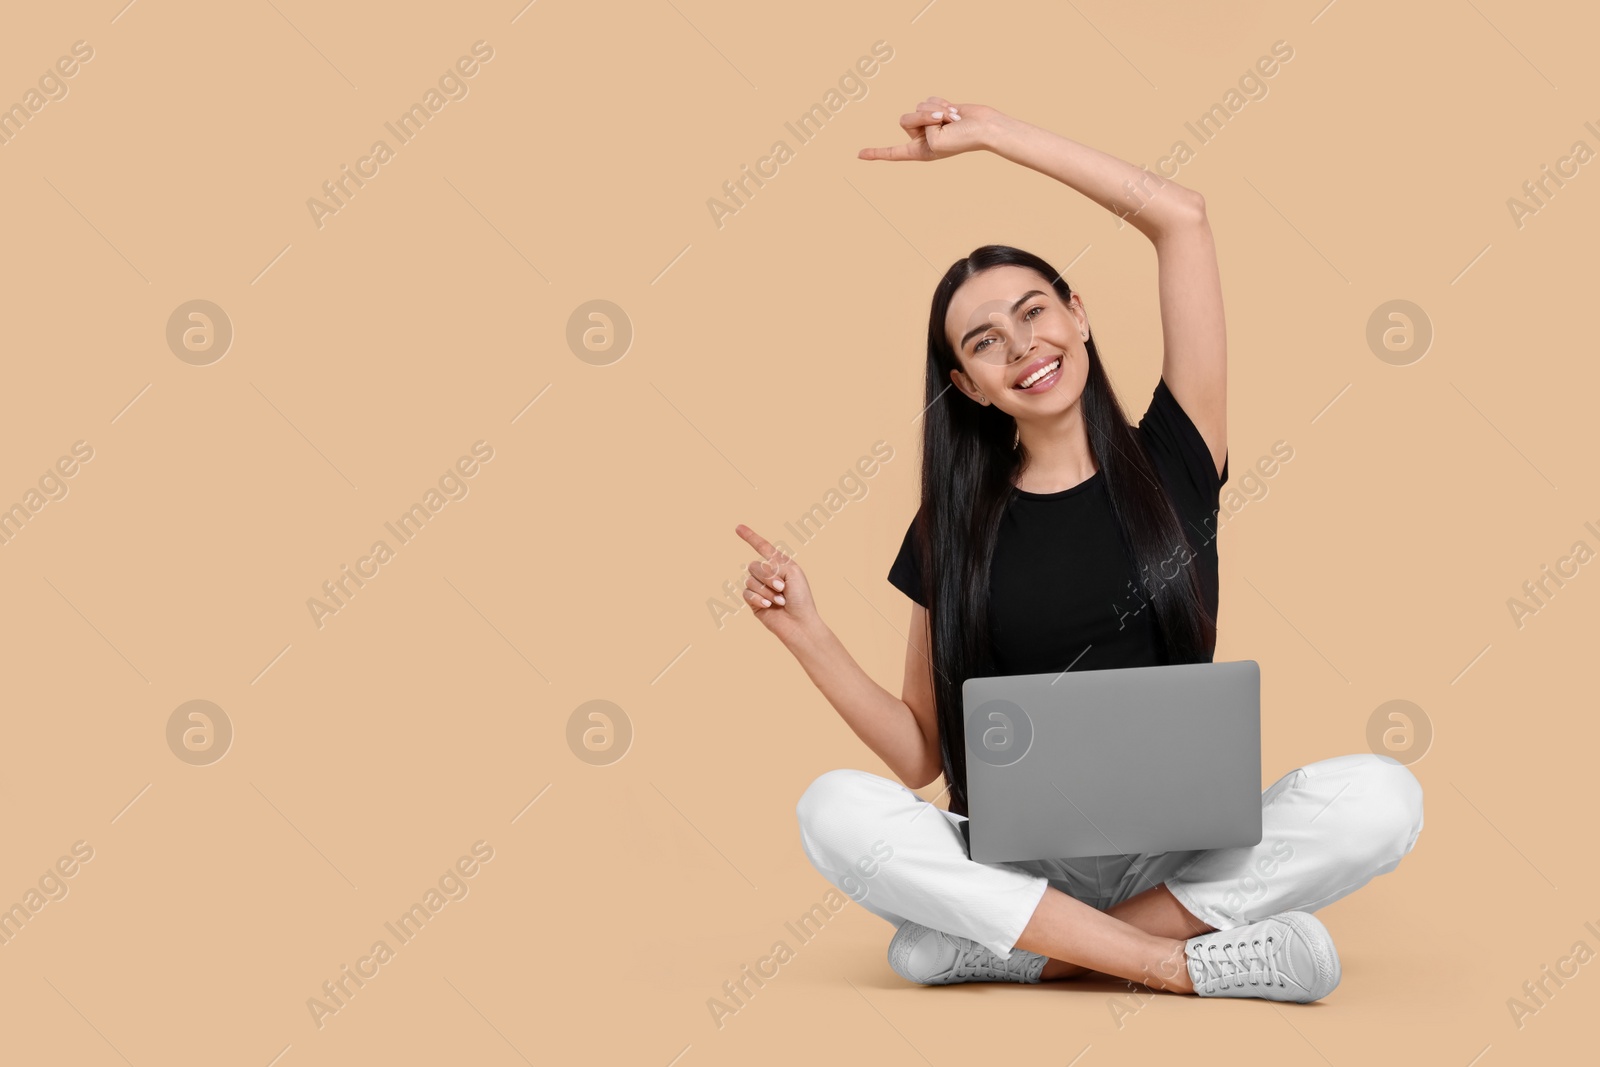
[{"x1": 1007, "y1": 334, "x2": 1038, "y2": 363}]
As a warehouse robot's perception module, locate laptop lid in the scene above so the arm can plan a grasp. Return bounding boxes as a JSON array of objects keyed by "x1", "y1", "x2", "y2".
[{"x1": 962, "y1": 660, "x2": 1262, "y2": 863}]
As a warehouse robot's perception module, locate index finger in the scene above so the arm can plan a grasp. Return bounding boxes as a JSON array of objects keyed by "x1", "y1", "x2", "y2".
[
  {"x1": 858, "y1": 142, "x2": 925, "y2": 162},
  {"x1": 734, "y1": 523, "x2": 785, "y2": 563}
]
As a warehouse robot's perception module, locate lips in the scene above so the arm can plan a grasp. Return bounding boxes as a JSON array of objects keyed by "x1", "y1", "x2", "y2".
[{"x1": 1013, "y1": 355, "x2": 1063, "y2": 390}]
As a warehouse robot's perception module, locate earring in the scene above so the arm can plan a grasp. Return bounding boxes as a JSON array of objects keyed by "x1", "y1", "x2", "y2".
[{"x1": 1012, "y1": 421, "x2": 1020, "y2": 449}]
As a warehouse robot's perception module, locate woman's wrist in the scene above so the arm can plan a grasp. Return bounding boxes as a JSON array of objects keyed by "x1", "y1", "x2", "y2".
[
  {"x1": 784, "y1": 615, "x2": 834, "y2": 658},
  {"x1": 980, "y1": 111, "x2": 1034, "y2": 157}
]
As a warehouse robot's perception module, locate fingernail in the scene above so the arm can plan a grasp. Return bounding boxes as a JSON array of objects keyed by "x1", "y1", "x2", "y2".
[
  {"x1": 932, "y1": 111, "x2": 942, "y2": 119},
  {"x1": 761, "y1": 597, "x2": 772, "y2": 607},
  {"x1": 773, "y1": 579, "x2": 784, "y2": 591},
  {"x1": 774, "y1": 595, "x2": 785, "y2": 605}
]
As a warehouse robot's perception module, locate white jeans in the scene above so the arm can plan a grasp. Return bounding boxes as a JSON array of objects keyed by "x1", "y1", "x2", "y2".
[{"x1": 796, "y1": 752, "x2": 1424, "y2": 960}]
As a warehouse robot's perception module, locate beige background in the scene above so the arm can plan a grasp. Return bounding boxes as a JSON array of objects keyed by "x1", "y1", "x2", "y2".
[{"x1": 1, "y1": 0, "x2": 1595, "y2": 1063}]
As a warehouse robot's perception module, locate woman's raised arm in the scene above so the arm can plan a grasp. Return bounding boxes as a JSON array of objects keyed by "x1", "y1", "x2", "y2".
[{"x1": 861, "y1": 98, "x2": 1226, "y2": 475}]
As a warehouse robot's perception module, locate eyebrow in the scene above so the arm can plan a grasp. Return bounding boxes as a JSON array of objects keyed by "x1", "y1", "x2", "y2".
[{"x1": 959, "y1": 290, "x2": 1048, "y2": 350}]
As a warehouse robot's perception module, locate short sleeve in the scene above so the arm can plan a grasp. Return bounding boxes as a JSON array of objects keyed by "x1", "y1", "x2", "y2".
[
  {"x1": 887, "y1": 513, "x2": 926, "y2": 607},
  {"x1": 1138, "y1": 376, "x2": 1228, "y2": 501}
]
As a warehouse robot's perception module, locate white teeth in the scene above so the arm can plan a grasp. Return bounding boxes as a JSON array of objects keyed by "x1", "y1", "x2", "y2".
[{"x1": 1017, "y1": 358, "x2": 1061, "y2": 388}]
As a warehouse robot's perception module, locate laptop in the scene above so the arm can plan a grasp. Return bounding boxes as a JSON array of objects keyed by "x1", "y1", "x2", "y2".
[{"x1": 960, "y1": 660, "x2": 1262, "y2": 863}]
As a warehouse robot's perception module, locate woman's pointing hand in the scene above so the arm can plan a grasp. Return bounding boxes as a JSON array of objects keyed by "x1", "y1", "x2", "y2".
[
  {"x1": 733, "y1": 524, "x2": 821, "y2": 646},
  {"x1": 858, "y1": 96, "x2": 1000, "y2": 162}
]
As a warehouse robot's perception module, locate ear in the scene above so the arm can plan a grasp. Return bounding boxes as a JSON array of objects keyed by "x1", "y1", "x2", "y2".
[
  {"x1": 1066, "y1": 293, "x2": 1090, "y2": 338},
  {"x1": 950, "y1": 366, "x2": 987, "y2": 405}
]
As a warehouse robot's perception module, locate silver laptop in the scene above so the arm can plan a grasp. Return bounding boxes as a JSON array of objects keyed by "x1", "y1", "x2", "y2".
[{"x1": 961, "y1": 660, "x2": 1262, "y2": 863}]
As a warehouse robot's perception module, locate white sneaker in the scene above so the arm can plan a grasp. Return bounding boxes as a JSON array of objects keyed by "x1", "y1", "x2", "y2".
[
  {"x1": 1184, "y1": 911, "x2": 1341, "y2": 1003},
  {"x1": 887, "y1": 921, "x2": 1048, "y2": 985}
]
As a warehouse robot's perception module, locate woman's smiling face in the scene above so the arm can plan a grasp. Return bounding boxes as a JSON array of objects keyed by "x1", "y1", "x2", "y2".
[{"x1": 944, "y1": 265, "x2": 1090, "y2": 417}]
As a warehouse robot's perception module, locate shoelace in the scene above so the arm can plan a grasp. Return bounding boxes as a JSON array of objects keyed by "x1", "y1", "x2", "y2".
[
  {"x1": 1192, "y1": 932, "x2": 1283, "y2": 991},
  {"x1": 953, "y1": 936, "x2": 1037, "y2": 981}
]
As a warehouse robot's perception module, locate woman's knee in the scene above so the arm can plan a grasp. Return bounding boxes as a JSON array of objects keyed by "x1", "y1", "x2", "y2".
[
  {"x1": 1371, "y1": 754, "x2": 1425, "y2": 854},
  {"x1": 797, "y1": 768, "x2": 897, "y2": 829},
  {"x1": 1307, "y1": 752, "x2": 1424, "y2": 858},
  {"x1": 795, "y1": 769, "x2": 905, "y2": 861}
]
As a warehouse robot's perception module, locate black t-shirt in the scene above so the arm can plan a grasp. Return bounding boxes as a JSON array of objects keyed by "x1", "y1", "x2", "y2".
[{"x1": 887, "y1": 376, "x2": 1229, "y2": 676}]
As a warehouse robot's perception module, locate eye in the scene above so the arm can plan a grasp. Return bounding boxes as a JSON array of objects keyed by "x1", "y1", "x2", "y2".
[{"x1": 972, "y1": 305, "x2": 1046, "y2": 354}]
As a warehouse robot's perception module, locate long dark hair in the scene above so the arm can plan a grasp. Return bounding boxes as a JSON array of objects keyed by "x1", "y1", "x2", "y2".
[{"x1": 914, "y1": 245, "x2": 1216, "y2": 817}]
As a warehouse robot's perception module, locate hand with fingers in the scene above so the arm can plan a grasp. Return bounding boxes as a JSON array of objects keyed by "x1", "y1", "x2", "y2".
[
  {"x1": 733, "y1": 524, "x2": 821, "y2": 647},
  {"x1": 857, "y1": 95, "x2": 1004, "y2": 162}
]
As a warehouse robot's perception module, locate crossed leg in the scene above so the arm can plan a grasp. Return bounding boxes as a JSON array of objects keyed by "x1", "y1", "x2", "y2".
[
  {"x1": 1012, "y1": 752, "x2": 1425, "y2": 991},
  {"x1": 797, "y1": 752, "x2": 1424, "y2": 995}
]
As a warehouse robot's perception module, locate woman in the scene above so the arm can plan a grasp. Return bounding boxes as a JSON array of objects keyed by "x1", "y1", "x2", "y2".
[{"x1": 732, "y1": 97, "x2": 1423, "y2": 1003}]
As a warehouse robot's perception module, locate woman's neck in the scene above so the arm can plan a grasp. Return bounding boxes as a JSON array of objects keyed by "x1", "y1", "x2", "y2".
[{"x1": 1013, "y1": 407, "x2": 1097, "y2": 493}]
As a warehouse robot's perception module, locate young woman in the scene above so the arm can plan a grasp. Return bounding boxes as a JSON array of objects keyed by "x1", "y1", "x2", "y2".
[{"x1": 733, "y1": 97, "x2": 1423, "y2": 1003}]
